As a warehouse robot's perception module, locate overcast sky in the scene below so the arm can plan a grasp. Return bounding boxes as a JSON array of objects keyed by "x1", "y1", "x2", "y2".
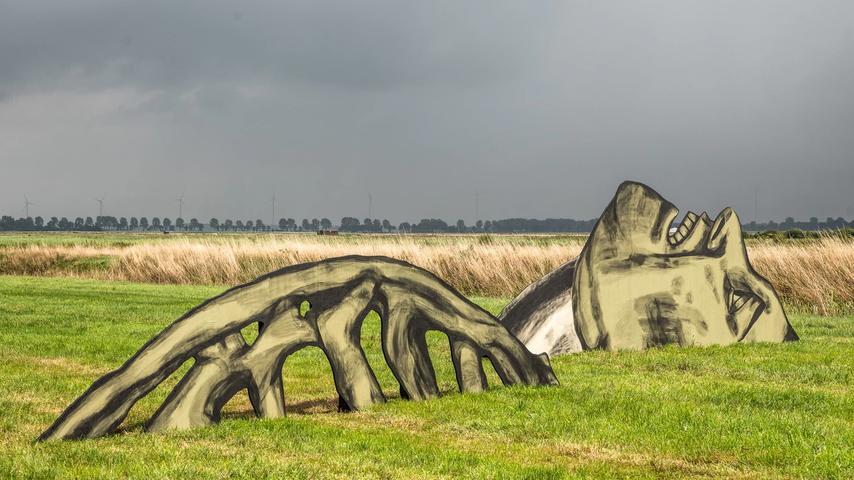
[{"x1": 1, "y1": 1, "x2": 852, "y2": 224}]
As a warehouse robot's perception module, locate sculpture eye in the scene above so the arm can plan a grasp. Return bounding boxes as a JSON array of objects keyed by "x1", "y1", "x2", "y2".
[
  {"x1": 721, "y1": 273, "x2": 767, "y2": 340},
  {"x1": 727, "y1": 289, "x2": 755, "y2": 315},
  {"x1": 723, "y1": 274, "x2": 758, "y2": 316}
]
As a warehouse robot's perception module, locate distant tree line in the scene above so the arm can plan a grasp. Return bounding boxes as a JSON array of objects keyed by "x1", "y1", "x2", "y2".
[
  {"x1": 743, "y1": 217, "x2": 853, "y2": 232},
  {"x1": 390, "y1": 218, "x2": 600, "y2": 233},
  {"x1": 485, "y1": 218, "x2": 599, "y2": 233},
  {"x1": 743, "y1": 217, "x2": 854, "y2": 240},
  {"x1": 339, "y1": 217, "x2": 391, "y2": 232},
  {"x1": 0, "y1": 215, "x2": 243, "y2": 232},
  {"x1": 2, "y1": 213, "x2": 853, "y2": 234}
]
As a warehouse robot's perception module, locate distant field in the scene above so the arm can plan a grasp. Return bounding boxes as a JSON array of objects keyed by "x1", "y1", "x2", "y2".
[
  {"x1": 0, "y1": 275, "x2": 852, "y2": 478},
  {"x1": 0, "y1": 231, "x2": 851, "y2": 315},
  {"x1": 0, "y1": 232, "x2": 588, "y2": 299},
  {"x1": 0, "y1": 231, "x2": 589, "y2": 248}
]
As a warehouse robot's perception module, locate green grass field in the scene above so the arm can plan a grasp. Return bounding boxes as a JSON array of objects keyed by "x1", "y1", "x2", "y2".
[{"x1": 0, "y1": 275, "x2": 852, "y2": 479}]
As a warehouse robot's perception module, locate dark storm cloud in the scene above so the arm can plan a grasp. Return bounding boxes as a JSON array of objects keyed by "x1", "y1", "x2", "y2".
[
  {"x1": 1, "y1": 0, "x2": 852, "y2": 223},
  {"x1": 0, "y1": 1, "x2": 550, "y2": 92}
]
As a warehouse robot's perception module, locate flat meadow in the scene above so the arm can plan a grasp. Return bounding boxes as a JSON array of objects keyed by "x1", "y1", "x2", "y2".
[{"x1": 0, "y1": 232, "x2": 852, "y2": 478}]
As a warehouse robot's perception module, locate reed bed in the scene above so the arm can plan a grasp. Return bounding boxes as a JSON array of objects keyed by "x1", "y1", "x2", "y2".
[
  {"x1": 747, "y1": 238, "x2": 854, "y2": 315},
  {"x1": 0, "y1": 234, "x2": 851, "y2": 315}
]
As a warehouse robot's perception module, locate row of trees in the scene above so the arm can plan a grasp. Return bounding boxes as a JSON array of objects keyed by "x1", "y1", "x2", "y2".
[
  {"x1": 3, "y1": 213, "x2": 853, "y2": 233},
  {"x1": 394, "y1": 218, "x2": 600, "y2": 233},
  {"x1": 0, "y1": 215, "x2": 582, "y2": 233},
  {"x1": 0, "y1": 215, "x2": 262, "y2": 232},
  {"x1": 340, "y1": 217, "x2": 552, "y2": 233},
  {"x1": 0, "y1": 215, "x2": 368, "y2": 232},
  {"x1": 743, "y1": 217, "x2": 853, "y2": 232}
]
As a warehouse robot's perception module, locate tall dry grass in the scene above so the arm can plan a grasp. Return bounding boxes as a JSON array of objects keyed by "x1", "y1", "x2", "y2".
[
  {"x1": 0, "y1": 235, "x2": 584, "y2": 298},
  {"x1": 747, "y1": 238, "x2": 854, "y2": 315},
  {"x1": 1, "y1": 234, "x2": 851, "y2": 315}
]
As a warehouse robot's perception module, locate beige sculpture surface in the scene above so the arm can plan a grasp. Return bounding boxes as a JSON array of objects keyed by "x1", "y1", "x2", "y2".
[
  {"x1": 40, "y1": 256, "x2": 557, "y2": 441},
  {"x1": 503, "y1": 181, "x2": 798, "y2": 355}
]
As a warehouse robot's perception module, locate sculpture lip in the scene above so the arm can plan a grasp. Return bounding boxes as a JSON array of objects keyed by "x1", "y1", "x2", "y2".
[
  {"x1": 657, "y1": 205, "x2": 680, "y2": 246},
  {"x1": 609, "y1": 181, "x2": 678, "y2": 248}
]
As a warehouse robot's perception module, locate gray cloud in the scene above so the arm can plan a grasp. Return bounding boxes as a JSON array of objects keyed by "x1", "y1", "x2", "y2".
[{"x1": 1, "y1": 0, "x2": 852, "y2": 223}]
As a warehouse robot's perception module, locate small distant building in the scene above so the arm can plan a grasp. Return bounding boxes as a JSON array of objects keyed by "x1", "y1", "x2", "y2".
[{"x1": 317, "y1": 229, "x2": 339, "y2": 236}]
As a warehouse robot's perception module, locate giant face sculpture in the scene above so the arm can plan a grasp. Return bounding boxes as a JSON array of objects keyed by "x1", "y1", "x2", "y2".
[
  {"x1": 503, "y1": 181, "x2": 797, "y2": 354},
  {"x1": 573, "y1": 181, "x2": 797, "y2": 350}
]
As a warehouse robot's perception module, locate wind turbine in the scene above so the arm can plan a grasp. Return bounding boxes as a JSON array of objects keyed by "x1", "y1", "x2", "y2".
[
  {"x1": 176, "y1": 193, "x2": 184, "y2": 219},
  {"x1": 475, "y1": 189, "x2": 480, "y2": 226},
  {"x1": 24, "y1": 195, "x2": 38, "y2": 218},
  {"x1": 271, "y1": 193, "x2": 276, "y2": 229},
  {"x1": 95, "y1": 196, "x2": 105, "y2": 217}
]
